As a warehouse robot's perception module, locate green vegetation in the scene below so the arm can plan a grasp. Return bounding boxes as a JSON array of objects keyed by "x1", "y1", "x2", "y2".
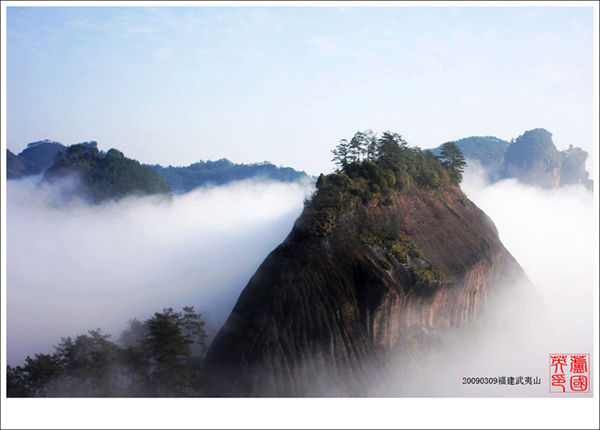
[
  {"x1": 407, "y1": 246, "x2": 426, "y2": 260},
  {"x1": 388, "y1": 244, "x2": 408, "y2": 264},
  {"x1": 382, "y1": 195, "x2": 396, "y2": 206},
  {"x1": 458, "y1": 193, "x2": 471, "y2": 207},
  {"x1": 151, "y1": 159, "x2": 309, "y2": 193},
  {"x1": 412, "y1": 267, "x2": 445, "y2": 282},
  {"x1": 360, "y1": 230, "x2": 404, "y2": 246},
  {"x1": 438, "y1": 142, "x2": 467, "y2": 185},
  {"x1": 360, "y1": 228, "x2": 444, "y2": 282},
  {"x1": 503, "y1": 128, "x2": 563, "y2": 168},
  {"x1": 43, "y1": 144, "x2": 171, "y2": 203},
  {"x1": 431, "y1": 136, "x2": 509, "y2": 168},
  {"x1": 438, "y1": 196, "x2": 461, "y2": 219},
  {"x1": 7, "y1": 140, "x2": 67, "y2": 179},
  {"x1": 7, "y1": 306, "x2": 208, "y2": 397},
  {"x1": 302, "y1": 131, "x2": 466, "y2": 238},
  {"x1": 378, "y1": 259, "x2": 392, "y2": 270},
  {"x1": 365, "y1": 256, "x2": 378, "y2": 268},
  {"x1": 331, "y1": 130, "x2": 465, "y2": 190}
]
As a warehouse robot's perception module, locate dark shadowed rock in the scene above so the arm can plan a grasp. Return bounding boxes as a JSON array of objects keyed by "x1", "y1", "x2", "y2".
[{"x1": 199, "y1": 185, "x2": 533, "y2": 396}]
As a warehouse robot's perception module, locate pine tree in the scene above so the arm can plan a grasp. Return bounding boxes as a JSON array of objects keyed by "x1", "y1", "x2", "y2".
[
  {"x1": 438, "y1": 142, "x2": 467, "y2": 184},
  {"x1": 332, "y1": 139, "x2": 351, "y2": 171}
]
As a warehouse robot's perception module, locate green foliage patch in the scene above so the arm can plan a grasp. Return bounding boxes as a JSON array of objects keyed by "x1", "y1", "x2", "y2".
[
  {"x1": 388, "y1": 243, "x2": 408, "y2": 264},
  {"x1": 151, "y1": 159, "x2": 309, "y2": 194},
  {"x1": 365, "y1": 257, "x2": 378, "y2": 268},
  {"x1": 430, "y1": 136, "x2": 509, "y2": 168},
  {"x1": 504, "y1": 128, "x2": 563, "y2": 168},
  {"x1": 360, "y1": 228, "x2": 442, "y2": 282},
  {"x1": 378, "y1": 259, "x2": 392, "y2": 270},
  {"x1": 44, "y1": 145, "x2": 171, "y2": 203},
  {"x1": 7, "y1": 307, "x2": 208, "y2": 397},
  {"x1": 411, "y1": 262, "x2": 446, "y2": 282},
  {"x1": 303, "y1": 130, "x2": 468, "y2": 237}
]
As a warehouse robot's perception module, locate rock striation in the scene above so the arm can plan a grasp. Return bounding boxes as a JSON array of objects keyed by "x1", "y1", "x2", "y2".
[{"x1": 199, "y1": 184, "x2": 533, "y2": 396}]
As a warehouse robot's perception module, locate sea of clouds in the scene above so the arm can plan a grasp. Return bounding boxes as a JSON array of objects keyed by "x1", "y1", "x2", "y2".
[
  {"x1": 6, "y1": 175, "x2": 314, "y2": 366},
  {"x1": 3, "y1": 163, "x2": 596, "y2": 428}
]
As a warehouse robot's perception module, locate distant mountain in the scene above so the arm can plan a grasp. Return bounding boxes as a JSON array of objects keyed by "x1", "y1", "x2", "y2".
[
  {"x1": 150, "y1": 159, "x2": 310, "y2": 194},
  {"x1": 500, "y1": 128, "x2": 592, "y2": 189},
  {"x1": 43, "y1": 144, "x2": 171, "y2": 204},
  {"x1": 7, "y1": 139, "x2": 67, "y2": 179},
  {"x1": 7, "y1": 149, "x2": 26, "y2": 179},
  {"x1": 430, "y1": 136, "x2": 509, "y2": 182},
  {"x1": 431, "y1": 129, "x2": 593, "y2": 190},
  {"x1": 7, "y1": 140, "x2": 311, "y2": 192},
  {"x1": 430, "y1": 135, "x2": 510, "y2": 167}
]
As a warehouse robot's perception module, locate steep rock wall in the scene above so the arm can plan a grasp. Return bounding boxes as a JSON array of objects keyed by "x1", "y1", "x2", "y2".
[
  {"x1": 503, "y1": 157, "x2": 562, "y2": 189},
  {"x1": 199, "y1": 185, "x2": 532, "y2": 396}
]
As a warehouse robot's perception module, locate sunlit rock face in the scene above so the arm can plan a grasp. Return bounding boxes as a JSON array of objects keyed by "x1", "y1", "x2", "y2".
[{"x1": 199, "y1": 185, "x2": 533, "y2": 396}]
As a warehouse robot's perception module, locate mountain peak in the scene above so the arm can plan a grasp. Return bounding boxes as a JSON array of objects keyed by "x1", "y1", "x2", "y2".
[{"x1": 199, "y1": 136, "x2": 533, "y2": 396}]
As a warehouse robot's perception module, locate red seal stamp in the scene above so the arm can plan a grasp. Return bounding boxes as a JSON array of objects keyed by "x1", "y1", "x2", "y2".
[{"x1": 550, "y1": 354, "x2": 590, "y2": 393}]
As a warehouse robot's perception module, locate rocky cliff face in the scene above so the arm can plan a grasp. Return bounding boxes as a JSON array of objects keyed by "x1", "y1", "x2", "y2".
[
  {"x1": 503, "y1": 157, "x2": 562, "y2": 189},
  {"x1": 199, "y1": 184, "x2": 533, "y2": 396}
]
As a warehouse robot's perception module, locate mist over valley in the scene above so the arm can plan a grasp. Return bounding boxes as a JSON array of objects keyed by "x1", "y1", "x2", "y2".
[
  {"x1": 6, "y1": 174, "x2": 314, "y2": 367},
  {"x1": 5, "y1": 132, "x2": 594, "y2": 398}
]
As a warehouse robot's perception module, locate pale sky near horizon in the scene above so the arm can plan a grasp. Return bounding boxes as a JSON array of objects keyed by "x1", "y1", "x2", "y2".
[{"x1": 4, "y1": 4, "x2": 597, "y2": 177}]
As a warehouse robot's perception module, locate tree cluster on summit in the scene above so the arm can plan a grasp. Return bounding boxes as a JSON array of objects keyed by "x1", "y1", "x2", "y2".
[
  {"x1": 331, "y1": 130, "x2": 466, "y2": 188},
  {"x1": 300, "y1": 131, "x2": 467, "y2": 238}
]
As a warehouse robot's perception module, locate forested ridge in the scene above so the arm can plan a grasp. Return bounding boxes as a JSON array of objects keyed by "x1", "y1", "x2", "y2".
[
  {"x1": 150, "y1": 158, "x2": 309, "y2": 193},
  {"x1": 7, "y1": 307, "x2": 208, "y2": 397},
  {"x1": 43, "y1": 144, "x2": 171, "y2": 203}
]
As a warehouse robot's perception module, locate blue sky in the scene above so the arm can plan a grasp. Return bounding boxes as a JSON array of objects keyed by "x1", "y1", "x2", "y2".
[{"x1": 4, "y1": 5, "x2": 596, "y2": 176}]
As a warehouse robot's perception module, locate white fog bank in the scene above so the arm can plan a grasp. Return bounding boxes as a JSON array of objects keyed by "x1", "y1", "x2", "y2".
[
  {"x1": 6, "y1": 176, "x2": 314, "y2": 366},
  {"x1": 5, "y1": 165, "x2": 595, "y2": 398}
]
